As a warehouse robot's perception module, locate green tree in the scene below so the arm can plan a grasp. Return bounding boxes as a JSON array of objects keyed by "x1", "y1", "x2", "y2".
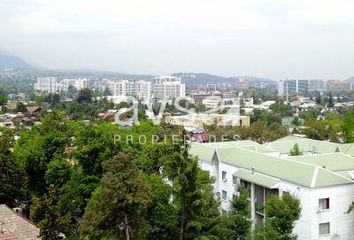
[
  {"x1": 228, "y1": 186, "x2": 251, "y2": 239},
  {"x1": 327, "y1": 92, "x2": 334, "y2": 108},
  {"x1": 80, "y1": 152, "x2": 151, "y2": 239},
  {"x1": 143, "y1": 174, "x2": 178, "y2": 240},
  {"x1": 166, "y1": 139, "x2": 221, "y2": 240},
  {"x1": 290, "y1": 143, "x2": 303, "y2": 156},
  {"x1": 44, "y1": 158, "x2": 73, "y2": 188},
  {"x1": 16, "y1": 102, "x2": 27, "y2": 112},
  {"x1": 59, "y1": 169, "x2": 99, "y2": 217},
  {"x1": 342, "y1": 108, "x2": 354, "y2": 143},
  {"x1": 0, "y1": 128, "x2": 24, "y2": 207},
  {"x1": 77, "y1": 88, "x2": 92, "y2": 103},
  {"x1": 30, "y1": 185, "x2": 72, "y2": 240},
  {"x1": 264, "y1": 194, "x2": 301, "y2": 239}
]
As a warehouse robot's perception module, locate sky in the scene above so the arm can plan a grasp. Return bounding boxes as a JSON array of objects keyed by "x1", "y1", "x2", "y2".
[{"x1": 1, "y1": 0, "x2": 354, "y2": 80}]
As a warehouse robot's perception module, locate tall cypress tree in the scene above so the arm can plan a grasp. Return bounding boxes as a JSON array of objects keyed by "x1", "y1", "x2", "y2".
[{"x1": 80, "y1": 152, "x2": 151, "y2": 239}]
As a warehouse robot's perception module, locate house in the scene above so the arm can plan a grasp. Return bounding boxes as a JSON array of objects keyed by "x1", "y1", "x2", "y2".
[
  {"x1": 0, "y1": 204, "x2": 40, "y2": 240},
  {"x1": 25, "y1": 106, "x2": 42, "y2": 117},
  {"x1": 190, "y1": 138, "x2": 354, "y2": 240}
]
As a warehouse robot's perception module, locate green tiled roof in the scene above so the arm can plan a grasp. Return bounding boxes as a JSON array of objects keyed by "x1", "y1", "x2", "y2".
[
  {"x1": 340, "y1": 144, "x2": 354, "y2": 156},
  {"x1": 189, "y1": 143, "x2": 215, "y2": 163},
  {"x1": 190, "y1": 141, "x2": 354, "y2": 188},
  {"x1": 233, "y1": 168, "x2": 279, "y2": 189},
  {"x1": 269, "y1": 137, "x2": 339, "y2": 154},
  {"x1": 290, "y1": 153, "x2": 354, "y2": 171},
  {"x1": 314, "y1": 168, "x2": 352, "y2": 187}
]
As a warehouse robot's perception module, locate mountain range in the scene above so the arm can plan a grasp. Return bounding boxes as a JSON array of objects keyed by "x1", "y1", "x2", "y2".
[{"x1": 0, "y1": 52, "x2": 33, "y2": 70}]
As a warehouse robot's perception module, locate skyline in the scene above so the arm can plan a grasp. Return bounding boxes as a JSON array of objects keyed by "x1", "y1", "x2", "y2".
[{"x1": 1, "y1": 0, "x2": 354, "y2": 80}]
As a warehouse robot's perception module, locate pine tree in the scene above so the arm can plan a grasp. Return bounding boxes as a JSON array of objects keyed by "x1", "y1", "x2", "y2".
[
  {"x1": 79, "y1": 152, "x2": 151, "y2": 239},
  {"x1": 290, "y1": 143, "x2": 303, "y2": 156},
  {"x1": 327, "y1": 92, "x2": 334, "y2": 108}
]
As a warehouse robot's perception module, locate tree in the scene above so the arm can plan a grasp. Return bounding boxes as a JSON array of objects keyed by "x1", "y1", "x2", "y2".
[
  {"x1": 315, "y1": 92, "x2": 323, "y2": 106},
  {"x1": 342, "y1": 108, "x2": 354, "y2": 143},
  {"x1": 30, "y1": 185, "x2": 72, "y2": 240},
  {"x1": 44, "y1": 158, "x2": 73, "y2": 188},
  {"x1": 59, "y1": 168, "x2": 99, "y2": 217},
  {"x1": 327, "y1": 92, "x2": 334, "y2": 108},
  {"x1": 0, "y1": 92, "x2": 7, "y2": 112},
  {"x1": 223, "y1": 186, "x2": 251, "y2": 240},
  {"x1": 263, "y1": 194, "x2": 301, "y2": 239},
  {"x1": 77, "y1": 88, "x2": 92, "y2": 103},
  {"x1": 67, "y1": 85, "x2": 77, "y2": 98},
  {"x1": 103, "y1": 87, "x2": 112, "y2": 96},
  {"x1": 16, "y1": 102, "x2": 27, "y2": 112},
  {"x1": 143, "y1": 174, "x2": 179, "y2": 240},
  {"x1": 0, "y1": 128, "x2": 24, "y2": 207},
  {"x1": 80, "y1": 152, "x2": 151, "y2": 239},
  {"x1": 166, "y1": 138, "x2": 221, "y2": 240},
  {"x1": 290, "y1": 143, "x2": 303, "y2": 156}
]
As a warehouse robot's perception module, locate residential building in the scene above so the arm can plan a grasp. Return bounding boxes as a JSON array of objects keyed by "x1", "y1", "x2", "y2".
[
  {"x1": 190, "y1": 136, "x2": 354, "y2": 240},
  {"x1": 165, "y1": 113, "x2": 250, "y2": 128},
  {"x1": 309, "y1": 79, "x2": 327, "y2": 92},
  {"x1": 153, "y1": 76, "x2": 185, "y2": 100},
  {"x1": 0, "y1": 204, "x2": 40, "y2": 240},
  {"x1": 34, "y1": 77, "x2": 59, "y2": 93},
  {"x1": 106, "y1": 80, "x2": 151, "y2": 101},
  {"x1": 327, "y1": 80, "x2": 351, "y2": 92},
  {"x1": 278, "y1": 79, "x2": 310, "y2": 96},
  {"x1": 202, "y1": 96, "x2": 222, "y2": 108}
]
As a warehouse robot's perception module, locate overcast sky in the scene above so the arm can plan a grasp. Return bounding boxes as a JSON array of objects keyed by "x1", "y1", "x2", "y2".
[{"x1": 1, "y1": 0, "x2": 354, "y2": 79}]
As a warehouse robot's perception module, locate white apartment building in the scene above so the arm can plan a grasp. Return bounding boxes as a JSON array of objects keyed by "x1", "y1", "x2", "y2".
[
  {"x1": 153, "y1": 76, "x2": 185, "y2": 100},
  {"x1": 106, "y1": 80, "x2": 151, "y2": 101},
  {"x1": 190, "y1": 136, "x2": 354, "y2": 240},
  {"x1": 34, "y1": 77, "x2": 59, "y2": 93},
  {"x1": 202, "y1": 96, "x2": 222, "y2": 108},
  {"x1": 74, "y1": 78, "x2": 90, "y2": 91}
]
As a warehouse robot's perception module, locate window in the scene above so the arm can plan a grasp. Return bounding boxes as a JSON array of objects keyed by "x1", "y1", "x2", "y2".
[
  {"x1": 222, "y1": 190, "x2": 227, "y2": 201},
  {"x1": 319, "y1": 222, "x2": 330, "y2": 236},
  {"x1": 222, "y1": 171, "x2": 227, "y2": 181},
  {"x1": 318, "y1": 198, "x2": 330, "y2": 211},
  {"x1": 233, "y1": 176, "x2": 237, "y2": 184}
]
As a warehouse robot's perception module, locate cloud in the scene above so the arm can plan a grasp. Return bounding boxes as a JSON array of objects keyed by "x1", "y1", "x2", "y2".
[
  {"x1": 289, "y1": 0, "x2": 354, "y2": 25},
  {"x1": 1, "y1": 0, "x2": 354, "y2": 79}
]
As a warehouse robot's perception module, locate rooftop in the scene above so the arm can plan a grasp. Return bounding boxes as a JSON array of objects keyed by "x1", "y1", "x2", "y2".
[
  {"x1": 0, "y1": 205, "x2": 40, "y2": 240},
  {"x1": 190, "y1": 140, "x2": 354, "y2": 188}
]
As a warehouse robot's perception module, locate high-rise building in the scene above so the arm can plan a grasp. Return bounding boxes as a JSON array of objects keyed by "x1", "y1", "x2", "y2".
[
  {"x1": 309, "y1": 79, "x2": 327, "y2": 92},
  {"x1": 278, "y1": 79, "x2": 310, "y2": 96},
  {"x1": 106, "y1": 80, "x2": 151, "y2": 101},
  {"x1": 61, "y1": 78, "x2": 91, "y2": 92},
  {"x1": 34, "y1": 77, "x2": 59, "y2": 93},
  {"x1": 153, "y1": 76, "x2": 185, "y2": 100}
]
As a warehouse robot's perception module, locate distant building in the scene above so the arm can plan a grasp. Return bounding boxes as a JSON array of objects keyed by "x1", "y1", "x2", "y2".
[
  {"x1": 34, "y1": 77, "x2": 59, "y2": 93},
  {"x1": 327, "y1": 80, "x2": 351, "y2": 92},
  {"x1": 235, "y1": 79, "x2": 249, "y2": 91},
  {"x1": 202, "y1": 96, "x2": 222, "y2": 108},
  {"x1": 153, "y1": 76, "x2": 185, "y2": 100},
  {"x1": 309, "y1": 79, "x2": 327, "y2": 92},
  {"x1": 106, "y1": 80, "x2": 151, "y2": 101},
  {"x1": 165, "y1": 113, "x2": 250, "y2": 128},
  {"x1": 278, "y1": 79, "x2": 310, "y2": 96},
  {"x1": 61, "y1": 78, "x2": 90, "y2": 92}
]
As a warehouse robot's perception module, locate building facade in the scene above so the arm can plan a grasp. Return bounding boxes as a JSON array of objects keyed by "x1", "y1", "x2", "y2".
[
  {"x1": 190, "y1": 137, "x2": 354, "y2": 240},
  {"x1": 34, "y1": 77, "x2": 59, "y2": 93},
  {"x1": 153, "y1": 76, "x2": 185, "y2": 100}
]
